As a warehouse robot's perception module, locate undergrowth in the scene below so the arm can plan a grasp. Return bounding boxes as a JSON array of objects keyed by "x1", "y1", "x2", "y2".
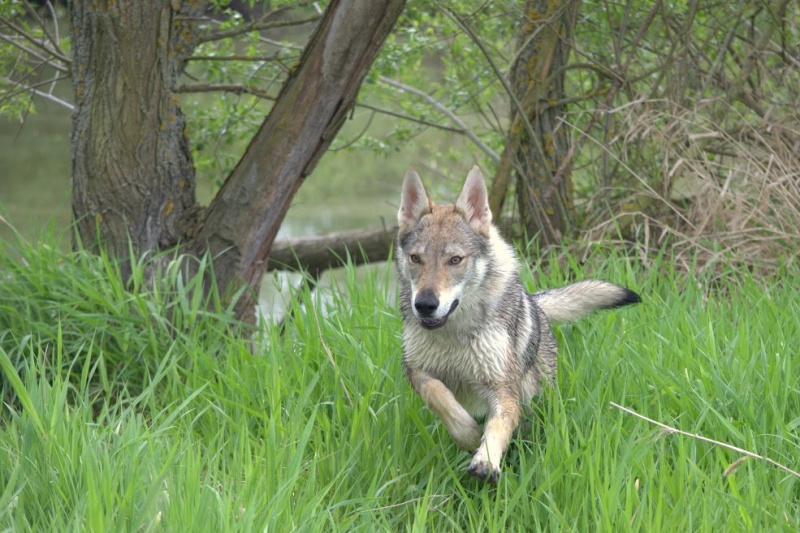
[{"x1": 0, "y1": 236, "x2": 798, "y2": 531}]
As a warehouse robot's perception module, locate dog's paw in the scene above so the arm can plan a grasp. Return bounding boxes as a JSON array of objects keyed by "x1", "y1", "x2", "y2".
[
  {"x1": 453, "y1": 424, "x2": 482, "y2": 452},
  {"x1": 447, "y1": 414, "x2": 482, "y2": 452},
  {"x1": 467, "y1": 456, "x2": 500, "y2": 484}
]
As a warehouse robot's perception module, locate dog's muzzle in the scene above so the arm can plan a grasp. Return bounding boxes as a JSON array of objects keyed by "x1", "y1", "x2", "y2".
[{"x1": 414, "y1": 291, "x2": 460, "y2": 329}]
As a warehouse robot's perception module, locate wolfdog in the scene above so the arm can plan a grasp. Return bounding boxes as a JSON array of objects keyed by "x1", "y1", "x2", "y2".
[{"x1": 396, "y1": 166, "x2": 640, "y2": 483}]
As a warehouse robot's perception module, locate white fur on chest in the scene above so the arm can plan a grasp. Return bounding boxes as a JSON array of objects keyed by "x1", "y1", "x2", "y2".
[
  {"x1": 404, "y1": 324, "x2": 509, "y2": 378},
  {"x1": 403, "y1": 318, "x2": 510, "y2": 416}
]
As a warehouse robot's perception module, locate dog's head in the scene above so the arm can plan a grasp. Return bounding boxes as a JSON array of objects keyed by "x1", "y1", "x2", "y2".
[{"x1": 395, "y1": 166, "x2": 493, "y2": 330}]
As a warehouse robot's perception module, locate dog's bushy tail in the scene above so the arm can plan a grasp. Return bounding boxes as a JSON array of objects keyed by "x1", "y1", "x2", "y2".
[{"x1": 532, "y1": 280, "x2": 641, "y2": 323}]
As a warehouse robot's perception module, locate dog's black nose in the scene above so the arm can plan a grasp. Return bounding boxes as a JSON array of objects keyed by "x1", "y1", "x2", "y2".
[{"x1": 414, "y1": 290, "x2": 439, "y2": 317}]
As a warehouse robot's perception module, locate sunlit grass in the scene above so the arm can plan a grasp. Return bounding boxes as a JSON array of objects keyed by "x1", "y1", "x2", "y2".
[{"x1": 0, "y1": 235, "x2": 798, "y2": 531}]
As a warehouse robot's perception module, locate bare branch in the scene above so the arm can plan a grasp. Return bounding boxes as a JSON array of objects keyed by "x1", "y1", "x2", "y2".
[
  {"x1": 440, "y1": 4, "x2": 539, "y2": 151},
  {"x1": 0, "y1": 30, "x2": 69, "y2": 73},
  {"x1": 2, "y1": 72, "x2": 68, "y2": 94},
  {"x1": 43, "y1": 0, "x2": 61, "y2": 95},
  {"x1": 21, "y1": 0, "x2": 69, "y2": 64},
  {"x1": 378, "y1": 75, "x2": 500, "y2": 162},
  {"x1": 266, "y1": 225, "x2": 397, "y2": 275},
  {"x1": 186, "y1": 53, "x2": 284, "y2": 62},
  {"x1": 1, "y1": 75, "x2": 73, "y2": 110},
  {"x1": 257, "y1": 35, "x2": 305, "y2": 51},
  {"x1": 198, "y1": 15, "x2": 321, "y2": 44},
  {"x1": 176, "y1": 83, "x2": 275, "y2": 101},
  {"x1": 355, "y1": 101, "x2": 464, "y2": 134},
  {"x1": 0, "y1": 15, "x2": 71, "y2": 66},
  {"x1": 177, "y1": 81, "x2": 465, "y2": 135},
  {"x1": 551, "y1": 0, "x2": 662, "y2": 185},
  {"x1": 610, "y1": 402, "x2": 800, "y2": 480}
]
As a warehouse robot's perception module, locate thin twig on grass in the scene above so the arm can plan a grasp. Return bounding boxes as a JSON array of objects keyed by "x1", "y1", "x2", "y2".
[{"x1": 610, "y1": 402, "x2": 800, "y2": 480}]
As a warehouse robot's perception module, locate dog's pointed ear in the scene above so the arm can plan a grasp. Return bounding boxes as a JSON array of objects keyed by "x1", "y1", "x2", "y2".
[
  {"x1": 398, "y1": 168, "x2": 433, "y2": 228},
  {"x1": 456, "y1": 165, "x2": 492, "y2": 234}
]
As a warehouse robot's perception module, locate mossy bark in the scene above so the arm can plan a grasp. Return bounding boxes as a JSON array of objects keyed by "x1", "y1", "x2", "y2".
[
  {"x1": 70, "y1": 1, "x2": 202, "y2": 261},
  {"x1": 501, "y1": 0, "x2": 578, "y2": 245}
]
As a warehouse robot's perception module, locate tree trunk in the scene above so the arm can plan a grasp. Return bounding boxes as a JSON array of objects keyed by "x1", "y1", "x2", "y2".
[
  {"x1": 192, "y1": 0, "x2": 405, "y2": 322},
  {"x1": 70, "y1": 1, "x2": 201, "y2": 262},
  {"x1": 496, "y1": 0, "x2": 578, "y2": 245},
  {"x1": 69, "y1": 0, "x2": 405, "y2": 323}
]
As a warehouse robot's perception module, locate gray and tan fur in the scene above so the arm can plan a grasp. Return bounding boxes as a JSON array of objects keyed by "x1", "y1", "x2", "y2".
[{"x1": 396, "y1": 166, "x2": 640, "y2": 483}]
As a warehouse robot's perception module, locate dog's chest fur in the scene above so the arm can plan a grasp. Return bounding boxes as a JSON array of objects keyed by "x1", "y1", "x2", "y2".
[
  {"x1": 403, "y1": 321, "x2": 510, "y2": 416},
  {"x1": 400, "y1": 278, "x2": 537, "y2": 416},
  {"x1": 403, "y1": 319, "x2": 510, "y2": 383}
]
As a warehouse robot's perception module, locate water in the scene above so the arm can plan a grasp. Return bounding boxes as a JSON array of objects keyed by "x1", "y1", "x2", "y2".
[
  {"x1": 0, "y1": 102, "x2": 400, "y2": 238},
  {"x1": 0, "y1": 94, "x2": 72, "y2": 243}
]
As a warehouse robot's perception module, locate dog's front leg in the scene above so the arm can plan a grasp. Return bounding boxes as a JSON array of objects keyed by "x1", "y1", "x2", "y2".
[
  {"x1": 405, "y1": 367, "x2": 482, "y2": 451},
  {"x1": 467, "y1": 390, "x2": 521, "y2": 484}
]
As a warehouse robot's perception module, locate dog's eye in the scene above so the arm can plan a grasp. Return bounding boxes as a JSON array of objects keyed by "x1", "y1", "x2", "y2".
[
  {"x1": 410, "y1": 254, "x2": 421, "y2": 263},
  {"x1": 449, "y1": 256, "x2": 463, "y2": 265}
]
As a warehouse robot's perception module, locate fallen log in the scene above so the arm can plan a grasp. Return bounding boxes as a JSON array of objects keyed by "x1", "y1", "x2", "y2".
[{"x1": 266, "y1": 224, "x2": 398, "y2": 276}]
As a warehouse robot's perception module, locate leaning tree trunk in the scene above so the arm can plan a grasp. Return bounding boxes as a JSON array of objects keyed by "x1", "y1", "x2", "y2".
[
  {"x1": 70, "y1": 1, "x2": 201, "y2": 262},
  {"x1": 193, "y1": 0, "x2": 405, "y2": 322},
  {"x1": 492, "y1": 0, "x2": 578, "y2": 245},
  {"x1": 69, "y1": 0, "x2": 405, "y2": 323}
]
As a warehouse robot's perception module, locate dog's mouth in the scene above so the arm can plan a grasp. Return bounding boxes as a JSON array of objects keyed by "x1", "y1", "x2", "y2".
[{"x1": 419, "y1": 300, "x2": 460, "y2": 330}]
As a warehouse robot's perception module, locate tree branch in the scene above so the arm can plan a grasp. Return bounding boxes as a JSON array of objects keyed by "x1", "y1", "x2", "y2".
[
  {"x1": 198, "y1": 15, "x2": 322, "y2": 44},
  {"x1": 378, "y1": 75, "x2": 500, "y2": 163},
  {"x1": 0, "y1": 30, "x2": 69, "y2": 73},
  {"x1": 186, "y1": 53, "x2": 287, "y2": 62},
  {"x1": 441, "y1": 4, "x2": 540, "y2": 151},
  {"x1": 267, "y1": 225, "x2": 397, "y2": 277},
  {"x1": 355, "y1": 101, "x2": 464, "y2": 134},
  {"x1": 177, "y1": 83, "x2": 465, "y2": 135},
  {"x1": 0, "y1": 15, "x2": 71, "y2": 66},
  {"x1": 176, "y1": 83, "x2": 275, "y2": 100},
  {"x1": 21, "y1": 0, "x2": 68, "y2": 65},
  {"x1": 551, "y1": 0, "x2": 662, "y2": 185},
  {"x1": 193, "y1": 0, "x2": 407, "y2": 323},
  {"x1": 1, "y1": 75, "x2": 73, "y2": 110}
]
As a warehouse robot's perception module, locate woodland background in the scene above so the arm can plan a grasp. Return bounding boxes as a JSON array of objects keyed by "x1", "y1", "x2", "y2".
[{"x1": 0, "y1": 1, "x2": 798, "y2": 530}]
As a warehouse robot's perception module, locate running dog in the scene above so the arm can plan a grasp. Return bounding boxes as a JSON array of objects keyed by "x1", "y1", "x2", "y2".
[{"x1": 396, "y1": 166, "x2": 640, "y2": 483}]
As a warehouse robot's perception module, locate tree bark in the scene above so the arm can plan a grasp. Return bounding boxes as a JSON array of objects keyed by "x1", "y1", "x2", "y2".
[
  {"x1": 192, "y1": 0, "x2": 405, "y2": 322},
  {"x1": 68, "y1": 0, "x2": 405, "y2": 323},
  {"x1": 267, "y1": 225, "x2": 398, "y2": 277},
  {"x1": 500, "y1": 0, "x2": 578, "y2": 245},
  {"x1": 70, "y1": 1, "x2": 202, "y2": 262}
]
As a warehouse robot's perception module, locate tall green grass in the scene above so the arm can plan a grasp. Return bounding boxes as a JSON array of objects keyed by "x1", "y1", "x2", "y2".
[{"x1": 0, "y1": 236, "x2": 797, "y2": 531}]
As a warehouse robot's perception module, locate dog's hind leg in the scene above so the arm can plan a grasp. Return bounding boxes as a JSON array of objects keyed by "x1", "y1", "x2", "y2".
[
  {"x1": 405, "y1": 367, "x2": 482, "y2": 452},
  {"x1": 467, "y1": 390, "x2": 521, "y2": 484}
]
